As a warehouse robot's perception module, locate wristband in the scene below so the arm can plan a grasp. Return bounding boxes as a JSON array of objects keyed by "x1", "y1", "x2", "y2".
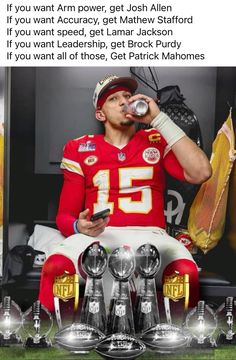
[
  {"x1": 73, "y1": 220, "x2": 80, "y2": 234},
  {"x1": 150, "y1": 111, "x2": 185, "y2": 147}
]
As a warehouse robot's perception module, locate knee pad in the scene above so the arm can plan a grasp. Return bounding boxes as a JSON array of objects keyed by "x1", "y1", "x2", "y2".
[
  {"x1": 39, "y1": 254, "x2": 76, "y2": 311},
  {"x1": 162, "y1": 259, "x2": 199, "y2": 307},
  {"x1": 42, "y1": 254, "x2": 76, "y2": 277}
]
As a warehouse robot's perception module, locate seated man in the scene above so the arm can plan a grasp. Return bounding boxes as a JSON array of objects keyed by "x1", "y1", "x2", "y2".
[{"x1": 39, "y1": 75, "x2": 212, "y2": 311}]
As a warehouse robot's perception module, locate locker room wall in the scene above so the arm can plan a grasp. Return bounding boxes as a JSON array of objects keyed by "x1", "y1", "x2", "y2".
[{"x1": 35, "y1": 67, "x2": 216, "y2": 174}]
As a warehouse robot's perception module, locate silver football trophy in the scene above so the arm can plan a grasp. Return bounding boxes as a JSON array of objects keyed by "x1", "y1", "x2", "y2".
[
  {"x1": 80, "y1": 242, "x2": 108, "y2": 334},
  {"x1": 95, "y1": 333, "x2": 146, "y2": 360},
  {"x1": 185, "y1": 300, "x2": 217, "y2": 348},
  {"x1": 0, "y1": 296, "x2": 22, "y2": 346},
  {"x1": 54, "y1": 242, "x2": 107, "y2": 353},
  {"x1": 23, "y1": 300, "x2": 53, "y2": 348},
  {"x1": 54, "y1": 322, "x2": 105, "y2": 353},
  {"x1": 134, "y1": 243, "x2": 160, "y2": 334},
  {"x1": 141, "y1": 323, "x2": 190, "y2": 353},
  {"x1": 216, "y1": 297, "x2": 236, "y2": 344},
  {"x1": 107, "y1": 246, "x2": 135, "y2": 335}
]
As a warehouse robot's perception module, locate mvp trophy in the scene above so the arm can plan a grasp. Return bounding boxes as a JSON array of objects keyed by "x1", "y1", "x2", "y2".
[
  {"x1": 80, "y1": 242, "x2": 108, "y2": 334},
  {"x1": 217, "y1": 297, "x2": 236, "y2": 344},
  {"x1": 0, "y1": 296, "x2": 22, "y2": 346},
  {"x1": 23, "y1": 300, "x2": 53, "y2": 348},
  {"x1": 134, "y1": 243, "x2": 161, "y2": 334},
  {"x1": 107, "y1": 246, "x2": 135, "y2": 335},
  {"x1": 186, "y1": 300, "x2": 217, "y2": 348}
]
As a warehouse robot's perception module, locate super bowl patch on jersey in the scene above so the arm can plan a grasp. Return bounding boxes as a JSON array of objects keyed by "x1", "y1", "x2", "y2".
[
  {"x1": 78, "y1": 142, "x2": 96, "y2": 152},
  {"x1": 143, "y1": 148, "x2": 160, "y2": 164}
]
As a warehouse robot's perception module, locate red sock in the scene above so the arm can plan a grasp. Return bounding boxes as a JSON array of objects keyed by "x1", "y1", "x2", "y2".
[
  {"x1": 162, "y1": 259, "x2": 199, "y2": 308},
  {"x1": 39, "y1": 254, "x2": 76, "y2": 311}
]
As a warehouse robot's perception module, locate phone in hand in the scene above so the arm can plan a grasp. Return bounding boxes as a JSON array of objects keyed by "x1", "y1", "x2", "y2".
[{"x1": 90, "y1": 208, "x2": 110, "y2": 222}]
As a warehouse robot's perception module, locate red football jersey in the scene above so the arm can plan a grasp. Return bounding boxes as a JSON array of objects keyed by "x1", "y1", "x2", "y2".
[{"x1": 56, "y1": 129, "x2": 185, "y2": 236}]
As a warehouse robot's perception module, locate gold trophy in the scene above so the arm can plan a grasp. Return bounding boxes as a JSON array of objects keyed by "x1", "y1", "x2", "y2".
[
  {"x1": 163, "y1": 272, "x2": 189, "y2": 324},
  {"x1": 53, "y1": 272, "x2": 79, "y2": 329}
]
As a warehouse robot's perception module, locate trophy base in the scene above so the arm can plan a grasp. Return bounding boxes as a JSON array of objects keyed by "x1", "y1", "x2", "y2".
[
  {"x1": 190, "y1": 337, "x2": 215, "y2": 349},
  {"x1": 218, "y1": 333, "x2": 236, "y2": 345},
  {"x1": 0, "y1": 333, "x2": 22, "y2": 347},
  {"x1": 24, "y1": 336, "x2": 52, "y2": 348}
]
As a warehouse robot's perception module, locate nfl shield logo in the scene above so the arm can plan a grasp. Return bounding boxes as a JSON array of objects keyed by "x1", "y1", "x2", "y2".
[
  {"x1": 53, "y1": 274, "x2": 77, "y2": 301},
  {"x1": 89, "y1": 300, "x2": 100, "y2": 314},
  {"x1": 118, "y1": 152, "x2": 126, "y2": 161},
  {"x1": 163, "y1": 272, "x2": 189, "y2": 307},
  {"x1": 141, "y1": 300, "x2": 152, "y2": 314},
  {"x1": 115, "y1": 304, "x2": 126, "y2": 317}
]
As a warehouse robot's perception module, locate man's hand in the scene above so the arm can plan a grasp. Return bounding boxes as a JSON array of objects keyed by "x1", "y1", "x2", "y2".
[
  {"x1": 77, "y1": 209, "x2": 109, "y2": 237},
  {"x1": 125, "y1": 94, "x2": 161, "y2": 124}
]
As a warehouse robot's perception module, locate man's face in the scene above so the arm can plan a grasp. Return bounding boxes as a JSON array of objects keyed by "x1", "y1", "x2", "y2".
[{"x1": 98, "y1": 90, "x2": 135, "y2": 128}]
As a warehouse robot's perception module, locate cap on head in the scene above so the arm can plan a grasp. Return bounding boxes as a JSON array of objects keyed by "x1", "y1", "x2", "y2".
[{"x1": 93, "y1": 75, "x2": 138, "y2": 109}]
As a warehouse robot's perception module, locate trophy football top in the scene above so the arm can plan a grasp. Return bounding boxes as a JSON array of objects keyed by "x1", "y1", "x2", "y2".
[
  {"x1": 135, "y1": 244, "x2": 160, "y2": 278},
  {"x1": 82, "y1": 242, "x2": 108, "y2": 278},
  {"x1": 108, "y1": 246, "x2": 135, "y2": 281}
]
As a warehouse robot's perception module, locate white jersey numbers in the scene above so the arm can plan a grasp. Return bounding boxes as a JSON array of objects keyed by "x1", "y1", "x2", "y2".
[
  {"x1": 93, "y1": 169, "x2": 114, "y2": 214},
  {"x1": 93, "y1": 167, "x2": 154, "y2": 214}
]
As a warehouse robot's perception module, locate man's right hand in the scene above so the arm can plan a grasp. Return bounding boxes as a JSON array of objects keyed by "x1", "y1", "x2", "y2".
[{"x1": 77, "y1": 209, "x2": 109, "y2": 237}]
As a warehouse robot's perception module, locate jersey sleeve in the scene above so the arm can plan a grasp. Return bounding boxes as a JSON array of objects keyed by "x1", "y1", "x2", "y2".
[
  {"x1": 60, "y1": 140, "x2": 84, "y2": 177},
  {"x1": 56, "y1": 140, "x2": 85, "y2": 237},
  {"x1": 163, "y1": 147, "x2": 186, "y2": 181}
]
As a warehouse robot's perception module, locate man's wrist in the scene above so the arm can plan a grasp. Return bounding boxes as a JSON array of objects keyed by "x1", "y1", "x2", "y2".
[
  {"x1": 150, "y1": 111, "x2": 185, "y2": 147},
  {"x1": 73, "y1": 220, "x2": 80, "y2": 234}
]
